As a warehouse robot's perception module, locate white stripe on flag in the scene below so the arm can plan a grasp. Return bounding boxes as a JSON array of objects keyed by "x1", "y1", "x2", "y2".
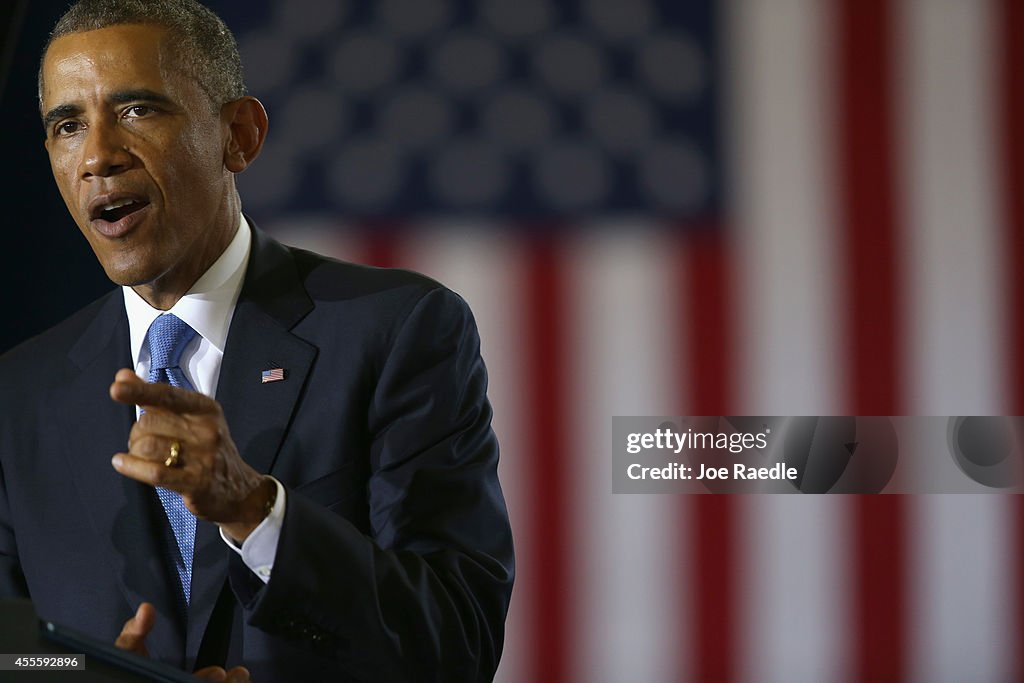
[
  {"x1": 726, "y1": 0, "x2": 842, "y2": 415},
  {"x1": 568, "y1": 228, "x2": 686, "y2": 683},
  {"x1": 726, "y1": 3, "x2": 855, "y2": 676},
  {"x1": 897, "y1": 0, "x2": 1005, "y2": 415},
  {"x1": 909, "y1": 495, "x2": 1016, "y2": 682},
  {"x1": 895, "y1": 6, "x2": 1015, "y2": 677},
  {"x1": 739, "y1": 496, "x2": 851, "y2": 683}
]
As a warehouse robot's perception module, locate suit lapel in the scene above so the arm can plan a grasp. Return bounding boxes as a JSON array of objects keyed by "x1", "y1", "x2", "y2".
[
  {"x1": 52, "y1": 292, "x2": 186, "y2": 664},
  {"x1": 186, "y1": 226, "x2": 317, "y2": 665}
]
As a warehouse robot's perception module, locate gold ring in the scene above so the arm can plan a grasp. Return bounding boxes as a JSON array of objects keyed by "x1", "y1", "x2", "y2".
[{"x1": 165, "y1": 441, "x2": 181, "y2": 468}]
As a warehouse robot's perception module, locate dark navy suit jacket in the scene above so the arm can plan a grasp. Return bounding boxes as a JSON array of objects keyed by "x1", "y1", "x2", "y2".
[{"x1": 0, "y1": 226, "x2": 514, "y2": 681}]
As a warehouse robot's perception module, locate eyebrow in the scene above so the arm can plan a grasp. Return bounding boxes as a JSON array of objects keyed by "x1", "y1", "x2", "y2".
[
  {"x1": 42, "y1": 89, "x2": 176, "y2": 130},
  {"x1": 42, "y1": 104, "x2": 80, "y2": 130}
]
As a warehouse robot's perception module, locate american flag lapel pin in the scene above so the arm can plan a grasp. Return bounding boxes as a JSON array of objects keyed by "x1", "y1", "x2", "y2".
[{"x1": 261, "y1": 367, "x2": 286, "y2": 384}]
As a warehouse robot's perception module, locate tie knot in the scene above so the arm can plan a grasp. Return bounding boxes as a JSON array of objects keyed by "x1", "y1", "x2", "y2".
[{"x1": 147, "y1": 314, "x2": 197, "y2": 372}]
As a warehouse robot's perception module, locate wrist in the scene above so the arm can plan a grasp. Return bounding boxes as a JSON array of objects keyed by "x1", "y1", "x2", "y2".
[{"x1": 221, "y1": 476, "x2": 276, "y2": 543}]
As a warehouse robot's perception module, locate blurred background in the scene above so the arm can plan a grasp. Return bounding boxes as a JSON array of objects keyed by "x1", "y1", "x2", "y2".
[{"x1": 3, "y1": 0, "x2": 1023, "y2": 681}]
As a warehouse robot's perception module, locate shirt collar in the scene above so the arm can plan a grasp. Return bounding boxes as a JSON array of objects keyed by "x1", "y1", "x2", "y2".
[{"x1": 124, "y1": 214, "x2": 252, "y2": 365}]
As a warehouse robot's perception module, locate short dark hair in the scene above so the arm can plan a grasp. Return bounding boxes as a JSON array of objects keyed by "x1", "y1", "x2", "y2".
[{"x1": 39, "y1": 0, "x2": 246, "y2": 107}]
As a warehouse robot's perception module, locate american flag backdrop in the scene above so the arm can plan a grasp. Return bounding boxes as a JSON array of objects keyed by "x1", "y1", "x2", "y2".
[{"x1": 212, "y1": 0, "x2": 1024, "y2": 680}]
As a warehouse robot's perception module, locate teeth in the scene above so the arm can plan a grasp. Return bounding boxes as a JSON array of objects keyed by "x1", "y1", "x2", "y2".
[{"x1": 101, "y1": 198, "x2": 137, "y2": 212}]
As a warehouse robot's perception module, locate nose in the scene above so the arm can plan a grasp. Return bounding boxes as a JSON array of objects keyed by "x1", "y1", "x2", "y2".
[{"x1": 80, "y1": 120, "x2": 132, "y2": 178}]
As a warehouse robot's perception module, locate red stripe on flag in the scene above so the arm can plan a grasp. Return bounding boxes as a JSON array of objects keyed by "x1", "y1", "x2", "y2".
[
  {"x1": 524, "y1": 236, "x2": 570, "y2": 683},
  {"x1": 682, "y1": 229, "x2": 738, "y2": 683},
  {"x1": 836, "y1": 0, "x2": 903, "y2": 414},
  {"x1": 836, "y1": 1, "x2": 907, "y2": 681},
  {"x1": 997, "y1": 0, "x2": 1024, "y2": 415},
  {"x1": 996, "y1": 0, "x2": 1024, "y2": 676},
  {"x1": 852, "y1": 496, "x2": 906, "y2": 681},
  {"x1": 692, "y1": 496, "x2": 736, "y2": 682},
  {"x1": 685, "y1": 230, "x2": 735, "y2": 414},
  {"x1": 360, "y1": 222, "x2": 403, "y2": 268}
]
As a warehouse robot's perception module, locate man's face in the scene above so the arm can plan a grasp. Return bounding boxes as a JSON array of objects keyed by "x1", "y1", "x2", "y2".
[{"x1": 41, "y1": 24, "x2": 236, "y2": 299}]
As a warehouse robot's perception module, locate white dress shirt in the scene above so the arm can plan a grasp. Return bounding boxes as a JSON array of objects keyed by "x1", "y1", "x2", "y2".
[{"x1": 122, "y1": 214, "x2": 284, "y2": 584}]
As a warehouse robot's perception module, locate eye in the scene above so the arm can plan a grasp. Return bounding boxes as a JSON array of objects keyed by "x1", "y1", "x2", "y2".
[
  {"x1": 55, "y1": 120, "x2": 82, "y2": 137},
  {"x1": 123, "y1": 105, "x2": 153, "y2": 119}
]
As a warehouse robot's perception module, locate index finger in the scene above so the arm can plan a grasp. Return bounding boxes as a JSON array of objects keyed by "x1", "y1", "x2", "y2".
[
  {"x1": 109, "y1": 368, "x2": 219, "y2": 415},
  {"x1": 115, "y1": 601, "x2": 155, "y2": 654}
]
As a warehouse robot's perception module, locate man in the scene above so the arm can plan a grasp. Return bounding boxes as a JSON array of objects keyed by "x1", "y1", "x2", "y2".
[{"x1": 0, "y1": 1, "x2": 514, "y2": 680}]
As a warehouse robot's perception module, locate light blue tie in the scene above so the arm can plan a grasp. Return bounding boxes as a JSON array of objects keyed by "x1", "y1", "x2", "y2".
[{"x1": 146, "y1": 313, "x2": 198, "y2": 606}]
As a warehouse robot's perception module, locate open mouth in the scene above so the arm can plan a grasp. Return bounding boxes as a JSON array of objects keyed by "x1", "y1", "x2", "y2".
[{"x1": 92, "y1": 198, "x2": 149, "y2": 223}]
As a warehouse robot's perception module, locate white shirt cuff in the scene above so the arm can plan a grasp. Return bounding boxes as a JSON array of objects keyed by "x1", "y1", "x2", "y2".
[{"x1": 219, "y1": 476, "x2": 286, "y2": 584}]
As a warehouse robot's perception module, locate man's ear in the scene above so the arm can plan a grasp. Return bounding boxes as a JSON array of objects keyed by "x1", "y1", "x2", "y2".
[{"x1": 222, "y1": 96, "x2": 268, "y2": 173}]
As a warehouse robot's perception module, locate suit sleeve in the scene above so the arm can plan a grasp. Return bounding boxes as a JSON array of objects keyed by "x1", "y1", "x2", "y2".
[
  {"x1": 0, "y1": 459, "x2": 29, "y2": 599},
  {"x1": 228, "y1": 286, "x2": 515, "y2": 681},
  {"x1": 0, "y1": 387, "x2": 30, "y2": 600}
]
